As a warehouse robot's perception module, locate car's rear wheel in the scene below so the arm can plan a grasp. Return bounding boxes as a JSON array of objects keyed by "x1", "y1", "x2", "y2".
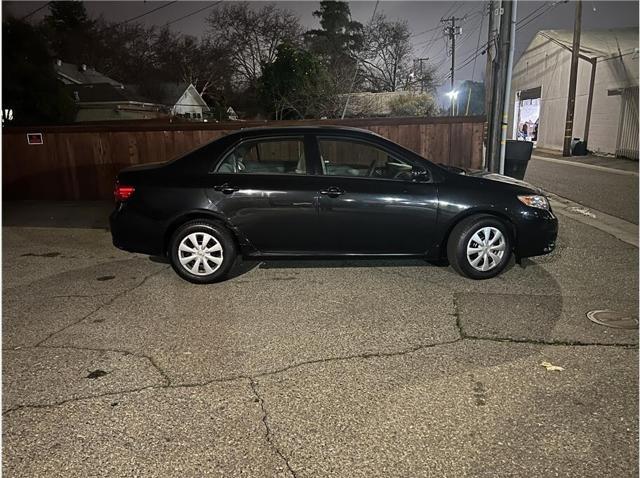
[
  {"x1": 447, "y1": 215, "x2": 512, "y2": 279},
  {"x1": 169, "y1": 220, "x2": 236, "y2": 284}
]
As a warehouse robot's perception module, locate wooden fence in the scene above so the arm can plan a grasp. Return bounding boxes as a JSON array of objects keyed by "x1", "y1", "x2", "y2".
[{"x1": 3, "y1": 116, "x2": 485, "y2": 200}]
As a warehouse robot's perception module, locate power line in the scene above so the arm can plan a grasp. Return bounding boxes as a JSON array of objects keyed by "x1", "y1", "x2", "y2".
[
  {"x1": 455, "y1": 14, "x2": 484, "y2": 51},
  {"x1": 465, "y1": 3, "x2": 486, "y2": 115},
  {"x1": 419, "y1": 1, "x2": 463, "y2": 56},
  {"x1": 415, "y1": 4, "x2": 484, "y2": 72},
  {"x1": 439, "y1": 2, "x2": 460, "y2": 22},
  {"x1": 165, "y1": 1, "x2": 224, "y2": 27},
  {"x1": 470, "y1": 6, "x2": 486, "y2": 81},
  {"x1": 97, "y1": 1, "x2": 179, "y2": 34},
  {"x1": 20, "y1": 1, "x2": 51, "y2": 21},
  {"x1": 442, "y1": 2, "x2": 465, "y2": 21},
  {"x1": 411, "y1": 24, "x2": 443, "y2": 38},
  {"x1": 517, "y1": 1, "x2": 567, "y2": 31},
  {"x1": 516, "y1": 1, "x2": 551, "y2": 26},
  {"x1": 453, "y1": 0, "x2": 565, "y2": 75},
  {"x1": 419, "y1": 25, "x2": 445, "y2": 55},
  {"x1": 117, "y1": 1, "x2": 178, "y2": 26}
]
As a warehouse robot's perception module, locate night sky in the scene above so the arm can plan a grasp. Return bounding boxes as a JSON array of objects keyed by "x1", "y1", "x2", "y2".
[{"x1": 4, "y1": 0, "x2": 639, "y2": 90}]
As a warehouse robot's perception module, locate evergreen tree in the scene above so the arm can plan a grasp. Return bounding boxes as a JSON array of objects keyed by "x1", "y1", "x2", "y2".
[{"x1": 3, "y1": 18, "x2": 75, "y2": 124}]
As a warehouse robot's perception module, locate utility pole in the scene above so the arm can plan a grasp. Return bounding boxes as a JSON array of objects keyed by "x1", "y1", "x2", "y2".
[
  {"x1": 487, "y1": 1, "x2": 507, "y2": 172},
  {"x1": 485, "y1": 1, "x2": 496, "y2": 115},
  {"x1": 498, "y1": 0, "x2": 518, "y2": 174},
  {"x1": 485, "y1": 0, "x2": 496, "y2": 166},
  {"x1": 562, "y1": 0, "x2": 582, "y2": 156},
  {"x1": 442, "y1": 15, "x2": 464, "y2": 115},
  {"x1": 414, "y1": 57, "x2": 429, "y2": 93}
]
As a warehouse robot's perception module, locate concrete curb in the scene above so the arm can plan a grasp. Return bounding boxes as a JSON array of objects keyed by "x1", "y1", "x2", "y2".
[
  {"x1": 531, "y1": 155, "x2": 639, "y2": 177},
  {"x1": 547, "y1": 192, "x2": 639, "y2": 248}
]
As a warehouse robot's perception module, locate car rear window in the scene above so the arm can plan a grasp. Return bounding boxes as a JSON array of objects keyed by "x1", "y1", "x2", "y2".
[{"x1": 215, "y1": 138, "x2": 306, "y2": 175}]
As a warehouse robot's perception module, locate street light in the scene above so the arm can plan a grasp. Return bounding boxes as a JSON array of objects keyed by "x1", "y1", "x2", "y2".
[{"x1": 446, "y1": 90, "x2": 459, "y2": 116}]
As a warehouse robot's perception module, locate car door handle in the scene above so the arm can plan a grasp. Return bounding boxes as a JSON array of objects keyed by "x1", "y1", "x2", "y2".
[
  {"x1": 213, "y1": 184, "x2": 240, "y2": 194},
  {"x1": 320, "y1": 186, "x2": 345, "y2": 197}
]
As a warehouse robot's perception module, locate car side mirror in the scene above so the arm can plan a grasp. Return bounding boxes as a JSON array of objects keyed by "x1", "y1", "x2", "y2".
[{"x1": 411, "y1": 167, "x2": 430, "y2": 182}]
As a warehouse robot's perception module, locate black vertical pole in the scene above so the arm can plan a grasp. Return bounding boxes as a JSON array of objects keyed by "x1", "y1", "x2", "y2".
[{"x1": 562, "y1": 0, "x2": 582, "y2": 156}]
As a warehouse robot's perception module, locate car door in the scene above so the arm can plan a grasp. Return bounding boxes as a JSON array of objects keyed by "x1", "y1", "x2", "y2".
[
  {"x1": 314, "y1": 136, "x2": 439, "y2": 254},
  {"x1": 205, "y1": 135, "x2": 323, "y2": 253}
]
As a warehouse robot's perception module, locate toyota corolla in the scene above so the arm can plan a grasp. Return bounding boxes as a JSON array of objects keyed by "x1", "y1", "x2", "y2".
[{"x1": 110, "y1": 126, "x2": 557, "y2": 283}]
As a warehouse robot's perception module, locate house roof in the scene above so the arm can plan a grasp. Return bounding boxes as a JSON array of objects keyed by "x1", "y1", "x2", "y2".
[
  {"x1": 66, "y1": 83, "x2": 157, "y2": 104},
  {"x1": 536, "y1": 27, "x2": 638, "y2": 59},
  {"x1": 123, "y1": 82, "x2": 208, "y2": 108},
  {"x1": 55, "y1": 61, "x2": 122, "y2": 86},
  {"x1": 67, "y1": 80, "x2": 210, "y2": 112}
]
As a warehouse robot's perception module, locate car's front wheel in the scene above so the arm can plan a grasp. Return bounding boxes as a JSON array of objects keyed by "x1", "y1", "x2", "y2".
[
  {"x1": 169, "y1": 220, "x2": 236, "y2": 284},
  {"x1": 447, "y1": 215, "x2": 512, "y2": 279}
]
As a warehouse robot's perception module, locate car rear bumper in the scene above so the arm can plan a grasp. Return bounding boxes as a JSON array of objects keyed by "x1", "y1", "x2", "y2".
[
  {"x1": 514, "y1": 209, "x2": 558, "y2": 258},
  {"x1": 110, "y1": 204, "x2": 164, "y2": 256}
]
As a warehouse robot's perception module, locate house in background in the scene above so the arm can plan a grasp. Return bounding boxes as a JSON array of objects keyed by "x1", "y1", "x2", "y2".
[
  {"x1": 55, "y1": 60, "x2": 211, "y2": 122},
  {"x1": 511, "y1": 27, "x2": 638, "y2": 159},
  {"x1": 54, "y1": 60, "x2": 122, "y2": 86},
  {"x1": 68, "y1": 82, "x2": 210, "y2": 122},
  {"x1": 67, "y1": 83, "x2": 167, "y2": 122},
  {"x1": 150, "y1": 82, "x2": 211, "y2": 120}
]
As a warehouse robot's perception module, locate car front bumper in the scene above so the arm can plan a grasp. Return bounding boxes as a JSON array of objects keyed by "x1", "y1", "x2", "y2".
[{"x1": 514, "y1": 208, "x2": 558, "y2": 258}]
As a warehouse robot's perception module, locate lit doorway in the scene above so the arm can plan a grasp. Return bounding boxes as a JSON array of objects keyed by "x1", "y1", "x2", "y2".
[{"x1": 513, "y1": 86, "x2": 542, "y2": 144}]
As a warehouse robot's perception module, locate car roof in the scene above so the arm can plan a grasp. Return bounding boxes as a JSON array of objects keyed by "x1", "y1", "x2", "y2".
[{"x1": 230, "y1": 125, "x2": 385, "y2": 139}]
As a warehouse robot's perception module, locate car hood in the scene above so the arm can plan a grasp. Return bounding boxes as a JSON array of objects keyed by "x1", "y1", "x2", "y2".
[{"x1": 460, "y1": 169, "x2": 543, "y2": 194}]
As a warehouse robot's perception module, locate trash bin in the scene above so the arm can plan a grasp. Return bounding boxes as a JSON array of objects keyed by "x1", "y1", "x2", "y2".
[
  {"x1": 572, "y1": 140, "x2": 587, "y2": 156},
  {"x1": 504, "y1": 140, "x2": 533, "y2": 180}
]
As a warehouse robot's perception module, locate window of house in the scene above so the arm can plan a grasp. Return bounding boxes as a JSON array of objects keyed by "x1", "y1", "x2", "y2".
[
  {"x1": 318, "y1": 138, "x2": 413, "y2": 180},
  {"x1": 215, "y1": 138, "x2": 306, "y2": 175}
]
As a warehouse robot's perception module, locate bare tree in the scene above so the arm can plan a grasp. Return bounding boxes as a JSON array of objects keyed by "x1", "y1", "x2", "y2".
[
  {"x1": 153, "y1": 28, "x2": 232, "y2": 99},
  {"x1": 205, "y1": 2, "x2": 302, "y2": 88},
  {"x1": 357, "y1": 13, "x2": 414, "y2": 92}
]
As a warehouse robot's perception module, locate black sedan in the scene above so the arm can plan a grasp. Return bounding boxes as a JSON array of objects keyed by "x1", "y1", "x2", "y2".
[{"x1": 110, "y1": 126, "x2": 557, "y2": 283}]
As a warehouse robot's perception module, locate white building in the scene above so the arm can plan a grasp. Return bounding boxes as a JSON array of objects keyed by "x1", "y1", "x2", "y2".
[
  {"x1": 511, "y1": 27, "x2": 638, "y2": 159},
  {"x1": 157, "y1": 83, "x2": 211, "y2": 120}
]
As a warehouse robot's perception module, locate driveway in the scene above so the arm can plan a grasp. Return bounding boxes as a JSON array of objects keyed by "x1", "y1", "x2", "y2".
[
  {"x1": 3, "y1": 204, "x2": 638, "y2": 477},
  {"x1": 525, "y1": 155, "x2": 639, "y2": 224}
]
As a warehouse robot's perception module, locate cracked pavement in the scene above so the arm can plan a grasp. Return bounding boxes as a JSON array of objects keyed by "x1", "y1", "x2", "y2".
[{"x1": 3, "y1": 209, "x2": 638, "y2": 477}]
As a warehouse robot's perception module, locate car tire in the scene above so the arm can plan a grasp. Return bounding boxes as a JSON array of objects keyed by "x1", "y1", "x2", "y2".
[
  {"x1": 447, "y1": 215, "x2": 512, "y2": 280},
  {"x1": 169, "y1": 220, "x2": 236, "y2": 284}
]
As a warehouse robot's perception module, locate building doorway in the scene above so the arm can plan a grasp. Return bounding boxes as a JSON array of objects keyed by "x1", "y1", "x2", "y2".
[{"x1": 513, "y1": 86, "x2": 542, "y2": 143}]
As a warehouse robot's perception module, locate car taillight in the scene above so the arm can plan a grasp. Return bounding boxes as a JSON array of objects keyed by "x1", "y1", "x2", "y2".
[{"x1": 114, "y1": 182, "x2": 135, "y2": 202}]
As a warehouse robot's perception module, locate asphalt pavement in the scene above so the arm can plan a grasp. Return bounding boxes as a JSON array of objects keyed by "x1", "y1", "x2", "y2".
[
  {"x1": 3, "y1": 201, "x2": 638, "y2": 477},
  {"x1": 525, "y1": 154, "x2": 639, "y2": 224}
]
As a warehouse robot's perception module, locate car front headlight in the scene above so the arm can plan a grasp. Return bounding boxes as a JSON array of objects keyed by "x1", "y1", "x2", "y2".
[{"x1": 517, "y1": 194, "x2": 550, "y2": 210}]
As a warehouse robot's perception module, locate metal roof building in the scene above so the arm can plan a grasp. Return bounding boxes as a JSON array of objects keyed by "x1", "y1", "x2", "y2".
[{"x1": 510, "y1": 27, "x2": 638, "y2": 159}]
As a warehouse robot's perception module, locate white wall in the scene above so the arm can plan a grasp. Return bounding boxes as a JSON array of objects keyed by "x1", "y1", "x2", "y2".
[
  {"x1": 511, "y1": 33, "x2": 638, "y2": 155},
  {"x1": 172, "y1": 87, "x2": 208, "y2": 119}
]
